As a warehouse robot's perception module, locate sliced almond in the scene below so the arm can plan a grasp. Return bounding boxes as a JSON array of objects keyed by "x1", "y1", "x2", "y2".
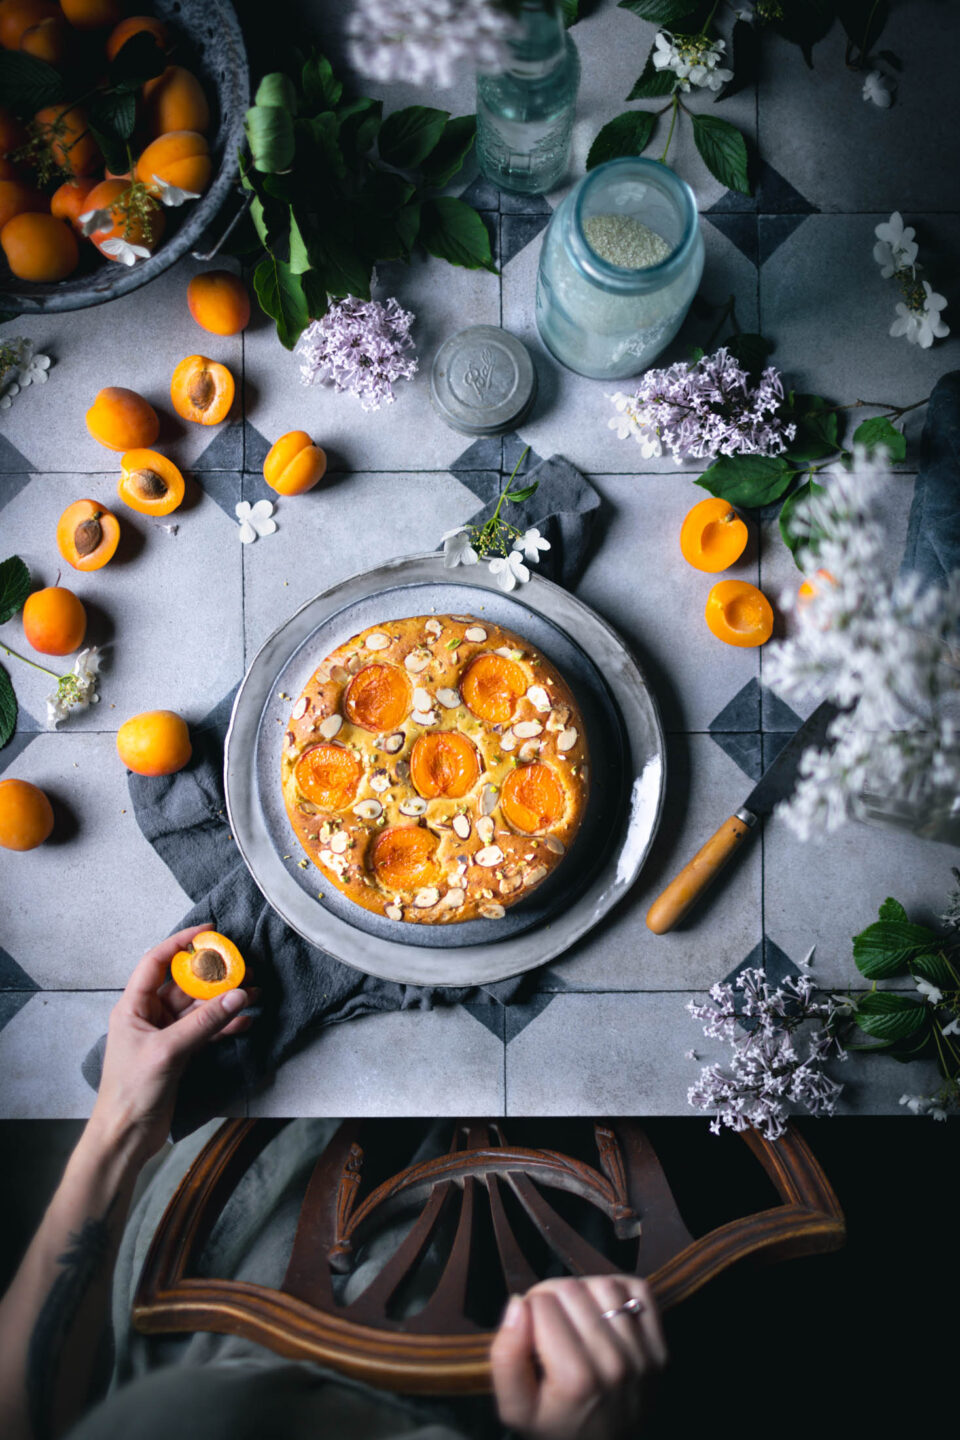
[
  {"x1": 424, "y1": 618, "x2": 443, "y2": 638},
  {"x1": 353, "y1": 799, "x2": 383, "y2": 820},
  {"x1": 452, "y1": 813, "x2": 472, "y2": 840},
  {"x1": 319, "y1": 849, "x2": 346, "y2": 874},
  {"x1": 414, "y1": 886, "x2": 439, "y2": 908},
  {"x1": 479, "y1": 783, "x2": 498, "y2": 816},
  {"x1": 298, "y1": 800, "x2": 321, "y2": 816},
  {"x1": 519, "y1": 739, "x2": 541, "y2": 762},
  {"x1": 411, "y1": 708, "x2": 436, "y2": 726},
  {"x1": 557, "y1": 727, "x2": 578, "y2": 752},
  {"x1": 546, "y1": 705, "x2": 570, "y2": 733},
  {"x1": 347, "y1": 652, "x2": 363, "y2": 673},
  {"x1": 412, "y1": 686, "x2": 432, "y2": 712},
  {"x1": 480, "y1": 902, "x2": 505, "y2": 920},
  {"x1": 319, "y1": 822, "x2": 332, "y2": 842},
  {"x1": 513, "y1": 719, "x2": 543, "y2": 739},
  {"x1": 500, "y1": 730, "x2": 517, "y2": 752},
  {"x1": 382, "y1": 731, "x2": 404, "y2": 754},
  {"x1": 385, "y1": 903, "x2": 403, "y2": 921},
  {"x1": 437, "y1": 687, "x2": 460, "y2": 709},
  {"x1": 404, "y1": 650, "x2": 431, "y2": 673},
  {"x1": 369, "y1": 770, "x2": 390, "y2": 793},
  {"x1": 495, "y1": 646, "x2": 523, "y2": 660},
  {"x1": 319, "y1": 714, "x2": 343, "y2": 739},
  {"x1": 476, "y1": 844, "x2": 504, "y2": 867},
  {"x1": 476, "y1": 815, "x2": 495, "y2": 844},
  {"x1": 526, "y1": 684, "x2": 551, "y2": 713},
  {"x1": 543, "y1": 835, "x2": 565, "y2": 855},
  {"x1": 330, "y1": 664, "x2": 351, "y2": 685},
  {"x1": 450, "y1": 614, "x2": 474, "y2": 623},
  {"x1": 329, "y1": 831, "x2": 350, "y2": 854},
  {"x1": 291, "y1": 696, "x2": 309, "y2": 720},
  {"x1": 399, "y1": 797, "x2": 428, "y2": 817},
  {"x1": 365, "y1": 632, "x2": 390, "y2": 651},
  {"x1": 525, "y1": 864, "x2": 549, "y2": 886},
  {"x1": 499, "y1": 872, "x2": 522, "y2": 895},
  {"x1": 440, "y1": 887, "x2": 465, "y2": 908},
  {"x1": 464, "y1": 625, "x2": 487, "y2": 642}
]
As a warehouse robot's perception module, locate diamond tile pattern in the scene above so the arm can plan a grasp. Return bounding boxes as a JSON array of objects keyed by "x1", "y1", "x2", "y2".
[{"x1": 0, "y1": 0, "x2": 957, "y2": 1116}]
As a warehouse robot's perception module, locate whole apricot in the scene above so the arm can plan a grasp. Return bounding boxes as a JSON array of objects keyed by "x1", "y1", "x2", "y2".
[
  {"x1": 0, "y1": 778, "x2": 54, "y2": 851},
  {"x1": 135, "y1": 130, "x2": 211, "y2": 195},
  {"x1": 59, "y1": 0, "x2": 119, "y2": 28},
  {"x1": 143, "y1": 66, "x2": 210, "y2": 137},
  {"x1": 0, "y1": 0, "x2": 55, "y2": 48},
  {"x1": 20, "y1": 12, "x2": 67, "y2": 62},
  {"x1": 86, "y1": 386, "x2": 159, "y2": 451},
  {"x1": 105, "y1": 13, "x2": 168, "y2": 60},
  {"x1": 705, "y1": 580, "x2": 774, "y2": 648},
  {"x1": 56, "y1": 498, "x2": 121, "y2": 571},
  {"x1": 187, "y1": 270, "x2": 250, "y2": 336},
  {"x1": 0, "y1": 178, "x2": 47, "y2": 232},
  {"x1": 22, "y1": 586, "x2": 87, "y2": 655},
  {"x1": 50, "y1": 176, "x2": 97, "y2": 229},
  {"x1": 170, "y1": 355, "x2": 234, "y2": 425},
  {"x1": 1, "y1": 211, "x2": 78, "y2": 281},
  {"x1": 117, "y1": 710, "x2": 192, "y2": 776},
  {"x1": 263, "y1": 430, "x2": 327, "y2": 496},
  {"x1": 33, "y1": 104, "x2": 100, "y2": 177},
  {"x1": 82, "y1": 177, "x2": 165, "y2": 259}
]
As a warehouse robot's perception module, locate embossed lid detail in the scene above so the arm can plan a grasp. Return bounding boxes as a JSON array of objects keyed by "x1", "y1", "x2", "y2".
[{"x1": 430, "y1": 325, "x2": 537, "y2": 436}]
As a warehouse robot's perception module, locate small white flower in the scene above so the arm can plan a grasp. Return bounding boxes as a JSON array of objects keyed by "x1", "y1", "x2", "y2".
[
  {"x1": 46, "y1": 647, "x2": 101, "y2": 728},
  {"x1": 0, "y1": 382, "x2": 19, "y2": 410},
  {"x1": 941, "y1": 1017, "x2": 960, "y2": 1037},
  {"x1": 488, "y1": 550, "x2": 530, "y2": 592},
  {"x1": 78, "y1": 206, "x2": 114, "y2": 238},
  {"x1": 890, "y1": 281, "x2": 950, "y2": 348},
  {"x1": 97, "y1": 236, "x2": 152, "y2": 267},
  {"x1": 150, "y1": 174, "x2": 202, "y2": 207},
  {"x1": 235, "y1": 499, "x2": 277, "y2": 544},
  {"x1": 873, "y1": 212, "x2": 918, "y2": 276},
  {"x1": 862, "y1": 70, "x2": 893, "y2": 107},
  {"x1": 915, "y1": 977, "x2": 944, "y2": 1005},
  {"x1": 517, "y1": 527, "x2": 551, "y2": 563},
  {"x1": 441, "y1": 527, "x2": 479, "y2": 569}
]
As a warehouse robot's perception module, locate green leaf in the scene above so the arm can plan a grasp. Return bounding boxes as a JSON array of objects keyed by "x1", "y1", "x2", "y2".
[
  {"x1": 253, "y1": 254, "x2": 310, "y2": 349},
  {"x1": 771, "y1": 0, "x2": 836, "y2": 65},
  {"x1": 617, "y1": 0, "x2": 702, "y2": 22},
  {"x1": 301, "y1": 53, "x2": 342, "y2": 112},
  {"x1": 718, "y1": 18, "x2": 761, "y2": 102},
  {"x1": 853, "y1": 991, "x2": 928, "y2": 1042},
  {"x1": 559, "y1": 0, "x2": 580, "y2": 24},
  {"x1": 0, "y1": 666, "x2": 16, "y2": 750},
  {"x1": 0, "y1": 52, "x2": 64, "y2": 111},
  {"x1": 379, "y1": 105, "x2": 449, "y2": 169},
  {"x1": 337, "y1": 96, "x2": 382, "y2": 157},
  {"x1": 420, "y1": 115, "x2": 477, "y2": 188},
  {"x1": 245, "y1": 104, "x2": 296, "y2": 173},
  {"x1": 298, "y1": 111, "x2": 346, "y2": 181},
  {"x1": 0, "y1": 557, "x2": 31, "y2": 625},
  {"x1": 88, "y1": 89, "x2": 136, "y2": 142},
  {"x1": 879, "y1": 897, "x2": 908, "y2": 923},
  {"x1": 726, "y1": 331, "x2": 772, "y2": 378},
  {"x1": 853, "y1": 414, "x2": 907, "y2": 463},
  {"x1": 419, "y1": 198, "x2": 497, "y2": 273},
  {"x1": 255, "y1": 73, "x2": 298, "y2": 113},
  {"x1": 910, "y1": 951, "x2": 956, "y2": 989},
  {"x1": 784, "y1": 393, "x2": 839, "y2": 462},
  {"x1": 310, "y1": 222, "x2": 373, "y2": 301},
  {"x1": 300, "y1": 268, "x2": 330, "y2": 320},
  {"x1": 627, "y1": 46, "x2": 677, "y2": 100},
  {"x1": 586, "y1": 111, "x2": 657, "y2": 171},
  {"x1": 853, "y1": 920, "x2": 941, "y2": 979},
  {"x1": 393, "y1": 201, "x2": 421, "y2": 258},
  {"x1": 505, "y1": 481, "x2": 540, "y2": 504},
  {"x1": 692, "y1": 113, "x2": 750, "y2": 196},
  {"x1": 107, "y1": 31, "x2": 165, "y2": 89},
  {"x1": 696, "y1": 455, "x2": 795, "y2": 508},
  {"x1": 779, "y1": 479, "x2": 825, "y2": 565},
  {"x1": 288, "y1": 212, "x2": 311, "y2": 274}
]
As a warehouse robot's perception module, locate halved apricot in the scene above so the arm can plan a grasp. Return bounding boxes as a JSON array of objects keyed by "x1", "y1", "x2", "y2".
[
  {"x1": 171, "y1": 931, "x2": 245, "y2": 1001},
  {"x1": 0, "y1": 179, "x2": 47, "y2": 232},
  {"x1": 1, "y1": 211, "x2": 77, "y2": 281},
  {"x1": 50, "y1": 176, "x2": 97, "y2": 229},
  {"x1": 170, "y1": 355, "x2": 234, "y2": 425},
  {"x1": 187, "y1": 269, "x2": 251, "y2": 336},
  {"x1": 135, "y1": 130, "x2": 211, "y2": 194},
  {"x1": 0, "y1": 777, "x2": 54, "y2": 851},
  {"x1": 371, "y1": 825, "x2": 439, "y2": 891},
  {"x1": 33, "y1": 104, "x2": 100, "y2": 177},
  {"x1": 143, "y1": 66, "x2": 210, "y2": 136},
  {"x1": 117, "y1": 709, "x2": 191, "y2": 775},
  {"x1": 56, "y1": 499, "x2": 121, "y2": 571},
  {"x1": 294, "y1": 742, "x2": 363, "y2": 811},
  {"x1": 83, "y1": 177, "x2": 165, "y2": 258},
  {"x1": 22, "y1": 586, "x2": 86, "y2": 655},
  {"x1": 59, "y1": 0, "x2": 120, "y2": 29},
  {"x1": 705, "y1": 580, "x2": 774, "y2": 648},
  {"x1": 501, "y1": 762, "x2": 565, "y2": 834},
  {"x1": 105, "y1": 14, "x2": 169, "y2": 60},
  {"x1": 343, "y1": 664, "x2": 410, "y2": 733},
  {"x1": 461, "y1": 652, "x2": 527, "y2": 725},
  {"x1": 86, "y1": 386, "x2": 159, "y2": 451},
  {"x1": 263, "y1": 429, "x2": 327, "y2": 496},
  {"x1": 118, "y1": 449, "x2": 185, "y2": 516},
  {"x1": 410, "y1": 731, "x2": 481, "y2": 800},
  {"x1": 680, "y1": 496, "x2": 749, "y2": 573}
]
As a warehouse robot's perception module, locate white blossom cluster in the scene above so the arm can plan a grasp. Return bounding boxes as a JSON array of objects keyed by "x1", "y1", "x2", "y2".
[
  {"x1": 651, "y1": 29, "x2": 732, "y2": 92},
  {"x1": 764, "y1": 449, "x2": 960, "y2": 840},
  {"x1": 346, "y1": 0, "x2": 517, "y2": 88},
  {"x1": 874, "y1": 212, "x2": 949, "y2": 348},
  {"x1": 0, "y1": 338, "x2": 51, "y2": 411},
  {"x1": 442, "y1": 524, "x2": 550, "y2": 592},
  {"x1": 46, "y1": 648, "x2": 101, "y2": 728}
]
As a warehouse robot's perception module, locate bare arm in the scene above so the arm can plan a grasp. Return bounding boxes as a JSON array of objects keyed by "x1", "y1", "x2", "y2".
[{"x1": 0, "y1": 926, "x2": 256, "y2": 1440}]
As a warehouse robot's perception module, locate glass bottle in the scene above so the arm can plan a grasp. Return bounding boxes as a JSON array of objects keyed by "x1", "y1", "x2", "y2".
[
  {"x1": 535, "y1": 157, "x2": 704, "y2": 380},
  {"x1": 476, "y1": 0, "x2": 580, "y2": 197}
]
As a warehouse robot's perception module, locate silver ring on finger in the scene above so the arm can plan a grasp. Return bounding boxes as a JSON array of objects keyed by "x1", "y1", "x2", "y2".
[{"x1": 599, "y1": 1297, "x2": 645, "y2": 1323}]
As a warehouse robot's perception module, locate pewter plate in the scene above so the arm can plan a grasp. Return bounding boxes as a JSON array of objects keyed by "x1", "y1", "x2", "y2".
[{"x1": 225, "y1": 555, "x2": 665, "y2": 987}]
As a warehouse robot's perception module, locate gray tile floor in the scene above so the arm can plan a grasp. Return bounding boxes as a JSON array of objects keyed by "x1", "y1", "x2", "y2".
[{"x1": 1, "y1": 0, "x2": 955, "y2": 1117}]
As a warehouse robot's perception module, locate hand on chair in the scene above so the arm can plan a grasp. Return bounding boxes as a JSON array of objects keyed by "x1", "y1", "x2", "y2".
[{"x1": 490, "y1": 1275, "x2": 666, "y2": 1440}]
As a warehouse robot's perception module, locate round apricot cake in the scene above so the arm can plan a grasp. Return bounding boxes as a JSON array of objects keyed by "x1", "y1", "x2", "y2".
[{"x1": 281, "y1": 614, "x2": 589, "y2": 925}]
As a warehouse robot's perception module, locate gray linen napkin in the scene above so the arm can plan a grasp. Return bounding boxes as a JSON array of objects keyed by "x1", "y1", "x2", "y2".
[
  {"x1": 901, "y1": 370, "x2": 960, "y2": 585},
  {"x1": 82, "y1": 454, "x2": 601, "y2": 1135}
]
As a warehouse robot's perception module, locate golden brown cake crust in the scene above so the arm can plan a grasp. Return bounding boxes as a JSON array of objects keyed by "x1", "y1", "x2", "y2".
[{"x1": 281, "y1": 613, "x2": 590, "y2": 925}]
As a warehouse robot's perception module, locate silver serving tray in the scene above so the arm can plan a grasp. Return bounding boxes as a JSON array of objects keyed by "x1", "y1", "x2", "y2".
[{"x1": 224, "y1": 555, "x2": 665, "y2": 986}]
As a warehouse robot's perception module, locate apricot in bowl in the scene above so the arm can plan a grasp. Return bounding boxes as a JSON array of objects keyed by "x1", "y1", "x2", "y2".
[
  {"x1": 22, "y1": 586, "x2": 86, "y2": 655},
  {"x1": 136, "y1": 130, "x2": 211, "y2": 195},
  {"x1": 86, "y1": 386, "x2": 159, "y2": 451},
  {"x1": 170, "y1": 354, "x2": 234, "y2": 425},
  {"x1": 1, "y1": 212, "x2": 79, "y2": 282},
  {"x1": 117, "y1": 449, "x2": 185, "y2": 516},
  {"x1": 263, "y1": 430, "x2": 327, "y2": 495},
  {"x1": 171, "y1": 931, "x2": 245, "y2": 1001},
  {"x1": 0, "y1": 777, "x2": 54, "y2": 851},
  {"x1": 117, "y1": 709, "x2": 192, "y2": 776},
  {"x1": 56, "y1": 499, "x2": 121, "y2": 571}
]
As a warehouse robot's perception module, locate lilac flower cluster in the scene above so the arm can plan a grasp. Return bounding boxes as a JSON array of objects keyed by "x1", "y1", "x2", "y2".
[
  {"x1": 687, "y1": 967, "x2": 846, "y2": 1140},
  {"x1": 609, "y1": 346, "x2": 796, "y2": 462},
  {"x1": 346, "y1": 0, "x2": 516, "y2": 88},
  {"x1": 297, "y1": 296, "x2": 418, "y2": 412}
]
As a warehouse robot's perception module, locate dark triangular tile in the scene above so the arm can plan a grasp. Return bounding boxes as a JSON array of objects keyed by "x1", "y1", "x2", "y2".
[
  {"x1": 710, "y1": 731, "x2": 763, "y2": 781},
  {"x1": 0, "y1": 469, "x2": 35, "y2": 515},
  {"x1": 500, "y1": 189, "x2": 553, "y2": 217},
  {"x1": 759, "y1": 213, "x2": 812, "y2": 266},
  {"x1": 504, "y1": 990, "x2": 559, "y2": 1043},
  {"x1": 459, "y1": 175, "x2": 501, "y2": 212},
  {"x1": 193, "y1": 420, "x2": 243, "y2": 471},
  {"x1": 453, "y1": 470, "x2": 504, "y2": 509},
  {"x1": 755, "y1": 160, "x2": 819, "y2": 215},
  {"x1": 502, "y1": 433, "x2": 544, "y2": 477},
  {"x1": 762, "y1": 730, "x2": 793, "y2": 767},
  {"x1": 721, "y1": 938, "x2": 801, "y2": 1031},
  {"x1": 195, "y1": 470, "x2": 241, "y2": 520},
  {"x1": 501, "y1": 212, "x2": 550, "y2": 266},
  {"x1": 0, "y1": 991, "x2": 33, "y2": 1034},
  {"x1": 761, "y1": 686, "x2": 802, "y2": 733},
  {"x1": 0, "y1": 433, "x2": 35, "y2": 476},
  {"x1": 450, "y1": 435, "x2": 503, "y2": 473},
  {"x1": 241, "y1": 471, "x2": 280, "y2": 506},
  {"x1": 0, "y1": 947, "x2": 39, "y2": 991},
  {"x1": 709, "y1": 677, "x2": 761, "y2": 733},
  {"x1": 705, "y1": 213, "x2": 759, "y2": 267},
  {"x1": 461, "y1": 997, "x2": 505, "y2": 1039},
  {"x1": 242, "y1": 420, "x2": 272, "y2": 474},
  {"x1": 0, "y1": 730, "x2": 39, "y2": 777},
  {"x1": 706, "y1": 186, "x2": 757, "y2": 216}
]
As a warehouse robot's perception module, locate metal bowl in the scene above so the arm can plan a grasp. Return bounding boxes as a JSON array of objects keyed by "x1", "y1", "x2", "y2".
[{"x1": 1, "y1": 0, "x2": 249, "y2": 314}]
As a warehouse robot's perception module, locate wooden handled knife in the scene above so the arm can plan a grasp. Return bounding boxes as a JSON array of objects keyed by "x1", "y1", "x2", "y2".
[{"x1": 646, "y1": 701, "x2": 839, "y2": 935}]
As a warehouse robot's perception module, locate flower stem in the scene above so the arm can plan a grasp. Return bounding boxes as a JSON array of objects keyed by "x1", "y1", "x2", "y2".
[
  {"x1": 1, "y1": 644, "x2": 58, "y2": 679},
  {"x1": 830, "y1": 396, "x2": 929, "y2": 418},
  {"x1": 659, "y1": 94, "x2": 679, "y2": 165}
]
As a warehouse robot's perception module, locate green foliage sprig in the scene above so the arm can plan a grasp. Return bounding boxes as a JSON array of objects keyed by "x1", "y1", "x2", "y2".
[{"x1": 241, "y1": 51, "x2": 497, "y2": 349}]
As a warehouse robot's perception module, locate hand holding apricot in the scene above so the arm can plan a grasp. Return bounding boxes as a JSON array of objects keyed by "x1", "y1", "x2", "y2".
[
  {"x1": 117, "y1": 709, "x2": 192, "y2": 776},
  {"x1": 171, "y1": 932, "x2": 245, "y2": 1001}
]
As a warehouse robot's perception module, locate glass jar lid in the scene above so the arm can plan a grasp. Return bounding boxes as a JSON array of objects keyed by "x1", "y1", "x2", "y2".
[{"x1": 430, "y1": 325, "x2": 538, "y2": 436}]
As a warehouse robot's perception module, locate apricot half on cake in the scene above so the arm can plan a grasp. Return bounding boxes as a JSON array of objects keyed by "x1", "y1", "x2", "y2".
[
  {"x1": 117, "y1": 449, "x2": 185, "y2": 516},
  {"x1": 171, "y1": 931, "x2": 245, "y2": 1000},
  {"x1": 56, "y1": 499, "x2": 120, "y2": 571},
  {"x1": 280, "y1": 615, "x2": 589, "y2": 925}
]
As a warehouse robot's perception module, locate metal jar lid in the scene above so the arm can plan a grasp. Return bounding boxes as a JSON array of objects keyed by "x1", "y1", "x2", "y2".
[{"x1": 430, "y1": 325, "x2": 537, "y2": 437}]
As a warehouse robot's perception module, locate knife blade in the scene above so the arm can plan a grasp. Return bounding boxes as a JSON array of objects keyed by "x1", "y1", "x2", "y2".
[{"x1": 645, "y1": 700, "x2": 839, "y2": 935}]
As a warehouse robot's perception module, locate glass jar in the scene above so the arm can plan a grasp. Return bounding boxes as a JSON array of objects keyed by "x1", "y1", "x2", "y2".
[
  {"x1": 476, "y1": 0, "x2": 580, "y2": 196},
  {"x1": 535, "y1": 157, "x2": 704, "y2": 380}
]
